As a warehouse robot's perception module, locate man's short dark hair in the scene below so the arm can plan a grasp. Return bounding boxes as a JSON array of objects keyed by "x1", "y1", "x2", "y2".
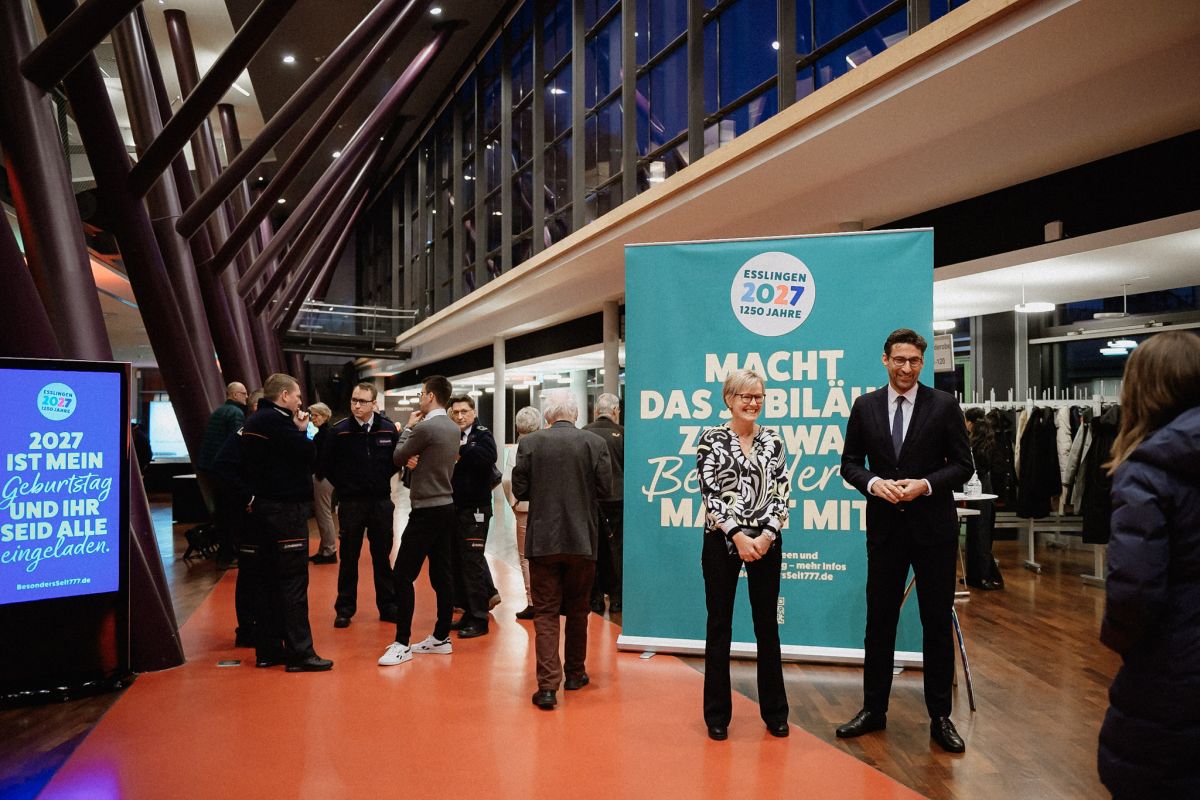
[
  {"x1": 448, "y1": 394, "x2": 475, "y2": 410},
  {"x1": 883, "y1": 328, "x2": 928, "y2": 356},
  {"x1": 354, "y1": 381, "x2": 378, "y2": 400},
  {"x1": 423, "y1": 375, "x2": 452, "y2": 407}
]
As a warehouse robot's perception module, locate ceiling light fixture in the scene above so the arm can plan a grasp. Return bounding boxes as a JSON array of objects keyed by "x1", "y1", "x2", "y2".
[
  {"x1": 548, "y1": 87, "x2": 566, "y2": 95},
  {"x1": 282, "y1": 54, "x2": 296, "y2": 64},
  {"x1": 932, "y1": 320, "x2": 956, "y2": 332},
  {"x1": 430, "y1": 5, "x2": 443, "y2": 15},
  {"x1": 277, "y1": 198, "x2": 287, "y2": 204},
  {"x1": 231, "y1": 83, "x2": 251, "y2": 97},
  {"x1": 1099, "y1": 347, "x2": 1128, "y2": 357},
  {"x1": 331, "y1": 150, "x2": 341, "y2": 158},
  {"x1": 1014, "y1": 278, "x2": 1053, "y2": 314},
  {"x1": 1110, "y1": 338, "x2": 1138, "y2": 349},
  {"x1": 771, "y1": 41, "x2": 780, "y2": 50}
]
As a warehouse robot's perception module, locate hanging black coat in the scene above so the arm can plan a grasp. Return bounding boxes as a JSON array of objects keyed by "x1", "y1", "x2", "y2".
[
  {"x1": 1016, "y1": 406, "x2": 1061, "y2": 519},
  {"x1": 985, "y1": 408, "x2": 1019, "y2": 508},
  {"x1": 1081, "y1": 405, "x2": 1121, "y2": 544}
]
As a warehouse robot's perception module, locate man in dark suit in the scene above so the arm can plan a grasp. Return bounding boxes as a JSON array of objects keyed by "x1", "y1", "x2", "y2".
[
  {"x1": 512, "y1": 389, "x2": 612, "y2": 710},
  {"x1": 448, "y1": 394, "x2": 500, "y2": 638},
  {"x1": 837, "y1": 328, "x2": 972, "y2": 752},
  {"x1": 583, "y1": 392, "x2": 624, "y2": 614}
]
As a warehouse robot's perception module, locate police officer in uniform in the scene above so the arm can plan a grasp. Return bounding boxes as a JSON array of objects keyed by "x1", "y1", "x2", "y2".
[
  {"x1": 238, "y1": 373, "x2": 332, "y2": 672},
  {"x1": 448, "y1": 394, "x2": 499, "y2": 638},
  {"x1": 584, "y1": 392, "x2": 624, "y2": 614},
  {"x1": 323, "y1": 382, "x2": 399, "y2": 627}
]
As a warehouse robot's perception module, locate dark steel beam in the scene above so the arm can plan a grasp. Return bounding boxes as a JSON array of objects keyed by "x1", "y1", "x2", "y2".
[
  {"x1": 204, "y1": 1, "x2": 432, "y2": 280},
  {"x1": 163, "y1": 8, "x2": 262, "y2": 386},
  {"x1": 38, "y1": 0, "x2": 215, "y2": 463},
  {"x1": 127, "y1": 0, "x2": 298, "y2": 196},
  {"x1": 175, "y1": 0, "x2": 428, "y2": 240},
  {"x1": 20, "y1": 0, "x2": 141, "y2": 90},
  {"x1": 235, "y1": 28, "x2": 454, "y2": 293},
  {"x1": 0, "y1": 0, "x2": 109, "y2": 361},
  {"x1": 0, "y1": 203, "x2": 61, "y2": 359},
  {"x1": 109, "y1": 14, "x2": 226, "y2": 405}
]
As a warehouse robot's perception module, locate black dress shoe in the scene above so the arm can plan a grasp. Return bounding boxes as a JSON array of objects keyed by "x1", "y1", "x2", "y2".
[
  {"x1": 532, "y1": 690, "x2": 557, "y2": 709},
  {"x1": 836, "y1": 709, "x2": 887, "y2": 738},
  {"x1": 590, "y1": 596, "x2": 606, "y2": 614},
  {"x1": 449, "y1": 616, "x2": 469, "y2": 631},
  {"x1": 766, "y1": 721, "x2": 790, "y2": 738},
  {"x1": 255, "y1": 654, "x2": 285, "y2": 668},
  {"x1": 515, "y1": 606, "x2": 535, "y2": 620},
  {"x1": 333, "y1": 616, "x2": 351, "y2": 628},
  {"x1": 286, "y1": 655, "x2": 333, "y2": 673},
  {"x1": 707, "y1": 725, "x2": 728, "y2": 741},
  {"x1": 930, "y1": 716, "x2": 965, "y2": 753},
  {"x1": 564, "y1": 673, "x2": 590, "y2": 690},
  {"x1": 965, "y1": 579, "x2": 1002, "y2": 591},
  {"x1": 309, "y1": 552, "x2": 337, "y2": 565},
  {"x1": 457, "y1": 625, "x2": 489, "y2": 639}
]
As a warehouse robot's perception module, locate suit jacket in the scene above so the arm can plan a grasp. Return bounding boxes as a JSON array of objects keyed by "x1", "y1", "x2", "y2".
[
  {"x1": 512, "y1": 420, "x2": 613, "y2": 559},
  {"x1": 582, "y1": 416, "x2": 624, "y2": 502},
  {"x1": 841, "y1": 383, "x2": 972, "y2": 546}
]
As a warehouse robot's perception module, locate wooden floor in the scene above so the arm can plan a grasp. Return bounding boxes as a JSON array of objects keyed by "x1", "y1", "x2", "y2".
[{"x1": 0, "y1": 503, "x2": 1118, "y2": 799}]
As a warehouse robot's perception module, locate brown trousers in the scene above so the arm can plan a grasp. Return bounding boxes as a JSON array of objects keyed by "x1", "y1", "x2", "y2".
[{"x1": 529, "y1": 554, "x2": 595, "y2": 691}]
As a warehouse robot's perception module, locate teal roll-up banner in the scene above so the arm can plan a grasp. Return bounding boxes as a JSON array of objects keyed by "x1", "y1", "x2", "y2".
[{"x1": 619, "y1": 230, "x2": 933, "y2": 665}]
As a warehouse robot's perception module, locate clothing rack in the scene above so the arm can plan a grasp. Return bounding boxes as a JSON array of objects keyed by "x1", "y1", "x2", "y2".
[{"x1": 958, "y1": 389, "x2": 1119, "y2": 587}]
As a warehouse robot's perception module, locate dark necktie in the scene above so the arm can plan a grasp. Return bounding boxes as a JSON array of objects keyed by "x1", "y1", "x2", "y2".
[{"x1": 892, "y1": 396, "x2": 905, "y2": 458}]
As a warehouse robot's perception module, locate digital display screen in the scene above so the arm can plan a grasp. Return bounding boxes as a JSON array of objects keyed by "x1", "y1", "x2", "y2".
[
  {"x1": 0, "y1": 366, "x2": 124, "y2": 605},
  {"x1": 149, "y1": 399, "x2": 188, "y2": 458}
]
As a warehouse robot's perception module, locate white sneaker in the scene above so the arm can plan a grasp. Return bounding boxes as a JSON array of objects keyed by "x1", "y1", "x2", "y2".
[
  {"x1": 378, "y1": 642, "x2": 412, "y2": 666},
  {"x1": 412, "y1": 635, "x2": 453, "y2": 655}
]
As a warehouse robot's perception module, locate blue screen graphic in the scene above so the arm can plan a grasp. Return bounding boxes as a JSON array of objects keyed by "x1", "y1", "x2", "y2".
[{"x1": 0, "y1": 368, "x2": 123, "y2": 605}]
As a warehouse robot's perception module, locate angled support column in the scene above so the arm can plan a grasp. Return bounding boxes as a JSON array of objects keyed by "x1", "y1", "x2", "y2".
[
  {"x1": 163, "y1": 8, "x2": 262, "y2": 386},
  {"x1": 20, "y1": 0, "x2": 142, "y2": 90},
  {"x1": 0, "y1": 208, "x2": 61, "y2": 358},
  {"x1": 0, "y1": 0, "x2": 109, "y2": 361},
  {"x1": 174, "y1": 0, "x2": 427, "y2": 239},
  {"x1": 237, "y1": 27, "x2": 455, "y2": 291},
  {"x1": 205, "y1": 0, "x2": 430, "y2": 277},
  {"x1": 128, "y1": 0, "x2": 298, "y2": 195}
]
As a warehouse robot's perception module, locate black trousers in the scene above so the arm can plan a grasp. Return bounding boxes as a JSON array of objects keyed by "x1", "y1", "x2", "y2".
[
  {"x1": 392, "y1": 503, "x2": 456, "y2": 645},
  {"x1": 701, "y1": 532, "x2": 788, "y2": 729},
  {"x1": 250, "y1": 499, "x2": 316, "y2": 662},
  {"x1": 592, "y1": 501, "x2": 623, "y2": 601},
  {"x1": 530, "y1": 554, "x2": 595, "y2": 691},
  {"x1": 863, "y1": 528, "x2": 957, "y2": 718},
  {"x1": 334, "y1": 496, "x2": 396, "y2": 618},
  {"x1": 452, "y1": 506, "x2": 493, "y2": 626},
  {"x1": 198, "y1": 469, "x2": 241, "y2": 561}
]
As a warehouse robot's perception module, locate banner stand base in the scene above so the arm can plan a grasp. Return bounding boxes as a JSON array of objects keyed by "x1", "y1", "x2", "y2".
[{"x1": 0, "y1": 671, "x2": 135, "y2": 710}]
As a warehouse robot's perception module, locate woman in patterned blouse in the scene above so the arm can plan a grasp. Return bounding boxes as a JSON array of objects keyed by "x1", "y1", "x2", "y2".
[{"x1": 696, "y1": 368, "x2": 791, "y2": 742}]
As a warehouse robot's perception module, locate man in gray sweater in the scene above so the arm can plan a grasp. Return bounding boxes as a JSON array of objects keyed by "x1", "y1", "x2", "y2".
[{"x1": 378, "y1": 375, "x2": 462, "y2": 666}]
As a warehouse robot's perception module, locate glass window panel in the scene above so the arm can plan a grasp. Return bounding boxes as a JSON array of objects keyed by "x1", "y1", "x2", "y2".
[
  {"x1": 718, "y1": 0, "x2": 777, "y2": 107},
  {"x1": 585, "y1": 13, "x2": 621, "y2": 108},
  {"x1": 815, "y1": 10, "x2": 906, "y2": 88},
  {"x1": 513, "y1": 104, "x2": 534, "y2": 167},
  {"x1": 795, "y1": 0, "x2": 812, "y2": 55},
  {"x1": 545, "y1": 207, "x2": 573, "y2": 246},
  {"x1": 513, "y1": 232, "x2": 533, "y2": 268},
  {"x1": 458, "y1": 76, "x2": 476, "y2": 159},
  {"x1": 636, "y1": 75, "x2": 649, "y2": 156},
  {"x1": 461, "y1": 160, "x2": 476, "y2": 209},
  {"x1": 543, "y1": 0, "x2": 572, "y2": 69},
  {"x1": 545, "y1": 136, "x2": 572, "y2": 211},
  {"x1": 584, "y1": 181, "x2": 622, "y2": 224},
  {"x1": 648, "y1": 0, "x2": 686, "y2": 59},
  {"x1": 483, "y1": 77, "x2": 501, "y2": 132},
  {"x1": 461, "y1": 210, "x2": 476, "y2": 294},
  {"x1": 815, "y1": 0, "x2": 893, "y2": 48},
  {"x1": 485, "y1": 193, "x2": 502, "y2": 253},
  {"x1": 484, "y1": 137, "x2": 501, "y2": 191},
  {"x1": 635, "y1": 0, "x2": 649, "y2": 64},
  {"x1": 545, "y1": 63, "x2": 573, "y2": 139},
  {"x1": 585, "y1": 98, "x2": 622, "y2": 190},
  {"x1": 512, "y1": 167, "x2": 533, "y2": 237},
  {"x1": 585, "y1": 0, "x2": 619, "y2": 29},
  {"x1": 481, "y1": 37, "x2": 503, "y2": 77},
  {"x1": 929, "y1": 0, "x2": 951, "y2": 23},
  {"x1": 513, "y1": 39, "x2": 534, "y2": 102},
  {"x1": 796, "y1": 64, "x2": 815, "y2": 103},
  {"x1": 704, "y1": 21, "x2": 717, "y2": 115},
  {"x1": 647, "y1": 45, "x2": 687, "y2": 148},
  {"x1": 510, "y1": 1, "x2": 533, "y2": 42}
]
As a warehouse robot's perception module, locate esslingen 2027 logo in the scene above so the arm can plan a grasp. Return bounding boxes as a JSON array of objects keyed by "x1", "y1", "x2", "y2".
[
  {"x1": 729, "y1": 251, "x2": 816, "y2": 337},
  {"x1": 38, "y1": 382, "x2": 77, "y2": 421}
]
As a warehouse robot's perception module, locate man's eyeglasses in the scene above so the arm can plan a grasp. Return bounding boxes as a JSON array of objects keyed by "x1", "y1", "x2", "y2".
[
  {"x1": 888, "y1": 357, "x2": 924, "y2": 368},
  {"x1": 734, "y1": 393, "x2": 765, "y2": 405},
  {"x1": 350, "y1": 398, "x2": 373, "y2": 406}
]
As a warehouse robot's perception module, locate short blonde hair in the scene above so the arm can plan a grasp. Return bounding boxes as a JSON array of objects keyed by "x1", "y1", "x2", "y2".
[
  {"x1": 308, "y1": 402, "x2": 332, "y2": 422},
  {"x1": 722, "y1": 368, "x2": 765, "y2": 408}
]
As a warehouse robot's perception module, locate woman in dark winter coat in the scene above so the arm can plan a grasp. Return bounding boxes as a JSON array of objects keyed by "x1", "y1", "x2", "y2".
[{"x1": 1098, "y1": 331, "x2": 1200, "y2": 799}]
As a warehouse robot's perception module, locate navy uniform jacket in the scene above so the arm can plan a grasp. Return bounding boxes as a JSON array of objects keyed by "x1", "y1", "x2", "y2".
[
  {"x1": 320, "y1": 413, "x2": 399, "y2": 499},
  {"x1": 236, "y1": 399, "x2": 314, "y2": 503},
  {"x1": 841, "y1": 383, "x2": 972, "y2": 545},
  {"x1": 583, "y1": 416, "x2": 624, "y2": 502},
  {"x1": 452, "y1": 423, "x2": 498, "y2": 508}
]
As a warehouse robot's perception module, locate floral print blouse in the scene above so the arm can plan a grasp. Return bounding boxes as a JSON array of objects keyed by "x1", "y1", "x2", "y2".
[{"x1": 696, "y1": 424, "x2": 790, "y2": 538}]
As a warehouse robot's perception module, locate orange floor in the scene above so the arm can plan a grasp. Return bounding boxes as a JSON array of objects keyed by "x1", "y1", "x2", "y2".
[{"x1": 41, "y1": 549, "x2": 922, "y2": 799}]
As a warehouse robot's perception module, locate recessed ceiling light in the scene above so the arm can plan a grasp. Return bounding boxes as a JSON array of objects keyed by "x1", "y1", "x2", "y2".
[
  {"x1": 430, "y1": 5, "x2": 443, "y2": 15},
  {"x1": 231, "y1": 83, "x2": 251, "y2": 97},
  {"x1": 548, "y1": 87, "x2": 566, "y2": 95},
  {"x1": 932, "y1": 320, "x2": 956, "y2": 332},
  {"x1": 1099, "y1": 347, "x2": 1127, "y2": 357},
  {"x1": 771, "y1": 41, "x2": 780, "y2": 50},
  {"x1": 282, "y1": 54, "x2": 296, "y2": 64},
  {"x1": 277, "y1": 198, "x2": 287, "y2": 204},
  {"x1": 1014, "y1": 302, "x2": 1055, "y2": 313},
  {"x1": 332, "y1": 150, "x2": 341, "y2": 158}
]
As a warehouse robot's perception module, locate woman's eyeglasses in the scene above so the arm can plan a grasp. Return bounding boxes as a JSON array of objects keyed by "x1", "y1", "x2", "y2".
[{"x1": 734, "y1": 393, "x2": 765, "y2": 405}]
